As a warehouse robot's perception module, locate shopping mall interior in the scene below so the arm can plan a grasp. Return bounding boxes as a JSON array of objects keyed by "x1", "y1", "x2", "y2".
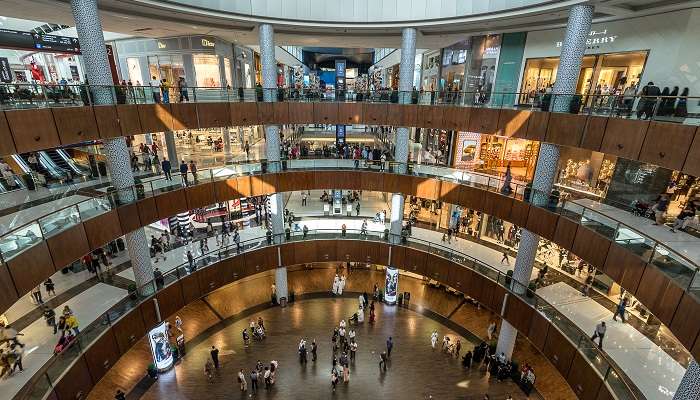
[{"x1": 0, "y1": 1, "x2": 699, "y2": 399}]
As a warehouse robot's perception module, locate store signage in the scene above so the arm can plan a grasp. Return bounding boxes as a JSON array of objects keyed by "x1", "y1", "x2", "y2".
[
  {"x1": 148, "y1": 322, "x2": 173, "y2": 372},
  {"x1": 384, "y1": 267, "x2": 399, "y2": 304},
  {"x1": 556, "y1": 29, "x2": 618, "y2": 48},
  {"x1": 157, "y1": 41, "x2": 167, "y2": 49},
  {"x1": 0, "y1": 58, "x2": 12, "y2": 83},
  {"x1": 201, "y1": 38, "x2": 215, "y2": 47},
  {"x1": 0, "y1": 28, "x2": 35, "y2": 49},
  {"x1": 335, "y1": 124, "x2": 346, "y2": 146},
  {"x1": 33, "y1": 34, "x2": 80, "y2": 53}
]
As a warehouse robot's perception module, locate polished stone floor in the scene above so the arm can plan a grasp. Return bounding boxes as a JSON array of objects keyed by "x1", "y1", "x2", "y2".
[{"x1": 141, "y1": 298, "x2": 535, "y2": 400}]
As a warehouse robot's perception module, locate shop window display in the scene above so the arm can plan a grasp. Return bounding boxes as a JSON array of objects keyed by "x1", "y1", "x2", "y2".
[
  {"x1": 555, "y1": 147, "x2": 616, "y2": 199},
  {"x1": 452, "y1": 132, "x2": 538, "y2": 181},
  {"x1": 194, "y1": 54, "x2": 222, "y2": 88}
]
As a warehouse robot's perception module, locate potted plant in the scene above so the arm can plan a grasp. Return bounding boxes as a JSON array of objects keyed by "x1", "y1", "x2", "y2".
[
  {"x1": 128, "y1": 283, "x2": 138, "y2": 300},
  {"x1": 147, "y1": 363, "x2": 158, "y2": 379}
]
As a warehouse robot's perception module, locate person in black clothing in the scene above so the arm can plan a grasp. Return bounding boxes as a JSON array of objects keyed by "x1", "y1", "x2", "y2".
[
  {"x1": 43, "y1": 306, "x2": 57, "y2": 334},
  {"x1": 462, "y1": 350, "x2": 473, "y2": 368},
  {"x1": 161, "y1": 158, "x2": 172, "y2": 180},
  {"x1": 379, "y1": 351, "x2": 388, "y2": 371},
  {"x1": 311, "y1": 340, "x2": 317, "y2": 362},
  {"x1": 187, "y1": 250, "x2": 194, "y2": 271},
  {"x1": 179, "y1": 160, "x2": 188, "y2": 185},
  {"x1": 153, "y1": 268, "x2": 164, "y2": 289},
  {"x1": 250, "y1": 369, "x2": 258, "y2": 393},
  {"x1": 637, "y1": 82, "x2": 661, "y2": 119},
  {"x1": 210, "y1": 346, "x2": 219, "y2": 369},
  {"x1": 114, "y1": 390, "x2": 126, "y2": 400},
  {"x1": 43, "y1": 278, "x2": 55, "y2": 296},
  {"x1": 386, "y1": 336, "x2": 393, "y2": 357}
]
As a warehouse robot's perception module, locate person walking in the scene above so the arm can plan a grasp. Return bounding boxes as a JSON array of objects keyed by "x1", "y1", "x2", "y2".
[
  {"x1": 386, "y1": 336, "x2": 393, "y2": 357},
  {"x1": 238, "y1": 369, "x2": 247, "y2": 391},
  {"x1": 356, "y1": 201, "x2": 361, "y2": 216},
  {"x1": 250, "y1": 369, "x2": 258, "y2": 393},
  {"x1": 189, "y1": 160, "x2": 198, "y2": 183},
  {"x1": 311, "y1": 340, "x2": 317, "y2": 362},
  {"x1": 431, "y1": 330, "x2": 438, "y2": 348},
  {"x1": 487, "y1": 321, "x2": 496, "y2": 340},
  {"x1": 613, "y1": 297, "x2": 628, "y2": 323},
  {"x1": 210, "y1": 346, "x2": 219, "y2": 369},
  {"x1": 187, "y1": 250, "x2": 194, "y2": 271},
  {"x1": 179, "y1": 160, "x2": 188, "y2": 185},
  {"x1": 379, "y1": 351, "x2": 387, "y2": 372},
  {"x1": 331, "y1": 370, "x2": 339, "y2": 392},
  {"x1": 591, "y1": 321, "x2": 606, "y2": 349},
  {"x1": 44, "y1": 278, "x2": 56, "y2": 296},
  {"x1": 501, "y1": 251, "x2": 509, "y2": 265},
  {"x1": 301, "y1": 191, "x2": 308, "y2": 206},
  {"x1": 161, "y1": 158, "x2": 172, "y2": 180}
]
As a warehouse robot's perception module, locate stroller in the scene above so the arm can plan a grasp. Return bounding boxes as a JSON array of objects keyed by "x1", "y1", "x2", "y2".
[{"x1": 630, "y1": 200, "x2": 654, "y2": 220}]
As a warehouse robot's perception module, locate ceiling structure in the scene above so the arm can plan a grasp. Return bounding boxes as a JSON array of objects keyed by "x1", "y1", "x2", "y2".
[{"x1": 0, "y1": 0, "x2": 696, "y2": 49}]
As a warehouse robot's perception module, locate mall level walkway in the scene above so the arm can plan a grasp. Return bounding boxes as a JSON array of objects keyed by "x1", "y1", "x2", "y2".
[
  {"x1": 0, "y1": 284, "x2": 128, "y2": 399},
  {"x1": 538, "y1": 282, "x2": 684, "y2": 399}
]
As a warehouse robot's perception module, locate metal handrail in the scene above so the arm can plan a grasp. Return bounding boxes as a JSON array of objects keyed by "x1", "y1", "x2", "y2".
[{"x1": 14, "y1": 228, "x2": 644, "y2": 400}]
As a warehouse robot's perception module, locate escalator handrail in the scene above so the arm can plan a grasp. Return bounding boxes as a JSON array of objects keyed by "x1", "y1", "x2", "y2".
[
  {"x1": 38, "y1": 151, "x2": 69, "y2": 180},
  {"x1": 56, "y1": 149, "x2": 89, "y2": 176}
]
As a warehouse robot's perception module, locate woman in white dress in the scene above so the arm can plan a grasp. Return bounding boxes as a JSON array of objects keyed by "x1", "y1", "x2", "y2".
[
  {"x1": 332, "y1": 274, "x2": 339, "y2": 295},
  {"x1": 338, "y1": 275, "x2": 346, "y2": 295},
  {"x1": 431, "y1": 330, "x2": 438, "y2": 348}
]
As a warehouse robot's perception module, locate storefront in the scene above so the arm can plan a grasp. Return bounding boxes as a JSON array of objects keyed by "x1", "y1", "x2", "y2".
[
  {"x1": 114, "y1": 36, "x2": 254, "y2": 89},
  {"x1": 516, "y1": 9, "x2": 700, "y2": 114},
  {"x1": 555, "y1": 147, "x2": 617, "y2": 200},
  {"x1": 420, "y1": 50, "x2": 441, "y2": 91},
  {"x1": 451, "y1": 131, "x2": 538, "y2": 180}
]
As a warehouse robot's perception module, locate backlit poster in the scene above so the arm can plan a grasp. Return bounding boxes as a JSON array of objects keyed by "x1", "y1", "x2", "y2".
[
  {"x1": 453, "y1": 132, "x2": 482, "y2": 169},
  {"x1": 148, "y1": 322, "x2": 173, "y2": 371},
  {"x1": 384, "y1": 267, "x2": 399, "y2": 304}
]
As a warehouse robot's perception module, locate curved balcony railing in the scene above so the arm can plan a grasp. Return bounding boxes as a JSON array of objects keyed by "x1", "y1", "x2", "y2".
[
  {"x1": 0, "y1": 159, "x2": 696, "y2": 296},
  {"x1": 16, "y1": 229, "x2": 642, "y2": 400},
  {"x1": 0, "y1": 83, "x2": 696, "y2": 124}
]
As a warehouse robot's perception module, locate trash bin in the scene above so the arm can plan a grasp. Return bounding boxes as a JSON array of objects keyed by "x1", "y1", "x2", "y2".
[{"x1": 279, "y1": 297, "x2": 287, "y2": 307}]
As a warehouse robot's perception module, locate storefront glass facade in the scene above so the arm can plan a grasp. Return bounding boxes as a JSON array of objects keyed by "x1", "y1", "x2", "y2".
[{"x1": 452, "y1": 131, "x2": 538, "y2": 180}]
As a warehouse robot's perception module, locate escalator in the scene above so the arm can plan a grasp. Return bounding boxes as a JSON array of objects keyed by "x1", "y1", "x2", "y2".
[
  {"x1": 19, "y1": 152, "x2": 70, "y2": 182},
  {"x1": 48, "y1": 149, "x2": 90, "y2": 177}
]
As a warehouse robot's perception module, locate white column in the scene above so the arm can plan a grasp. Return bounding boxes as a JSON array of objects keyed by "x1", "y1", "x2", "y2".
[
  {"x1": 275, "y1": 266, "x2": 288, "y2": 304},
  {"x1": 70, "y1": 0, "x2": 154, "y2": 294},
  {"x1": 163, "y1": 131, "x2": 179, "y2": 167},
  {"x1": 497, "y1": 4, "x2": 593, "y2": 360},
  {"x1": 222, "y1": 127, "x2": 231, "y2": 155},
  {"x1": 389, "y1": 28, "x2": 417, "y2": 241}
]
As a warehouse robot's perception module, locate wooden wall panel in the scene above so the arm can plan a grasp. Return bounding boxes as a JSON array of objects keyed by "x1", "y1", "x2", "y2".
[
  {"x1": 461, "y1": 187, "x2": 486, "y2": 213},
  {"x1": 508, "y1": 201, "x2": 530, "y2": 227},
  {"x1": 214, "y1": 178, "x2": 240, "y2": 201},
  {"x1": 136, "y1": 197, "x2": 159, "y2": 226},
  {"x1": 180, "y1": 273, "x2": 203, "y2": 304},
  {"x1": 442, "y1": 106, "x2": 471, "y2": 131},
  {"x1": 155, "y1": 189, "x2": 188, "y2": 220},
  {"x1": 504, "y1": 296, "x2": 534, "y2": 334},
  {"x1": 602, "y1": 243, "x2": 646, "y2": 292},
  {"x1": 490, "y1": 195, "x2": 514, "y2": 221},
  {"x1": 53, "y1": 106, "x2": 99, "y2": 144},
  {"x1": 545, "y1": 113, "x2": 586, "y2": 147},
  {"x1": 5, "y1": 242, "x2": 56, "y2": 297},
  {"x1": 571, "y1": 226, "x2": 611, "y2": 269},
  {"x1": 424, "y1": 254, "x2": 451, "y2": 282},
  {"x1": 230, "y1": 102, "x2": 259, "y2": 125},
  {"x1": 236, "y1": 175, "x2": 253, "y2": 197},
  {"x1": 338, "y1": 102, "x2": 362, "y2": 124},
  {"x1": 634, "y1": 266, "x2": 683, "y2": 326},
  {"x1": 566, "y1": 353, "x2": 603, "y2": 400},
  {"x1": 83, "y1": 210, "x2": 123, "y2": 249},
  {"x1": 399, "y1": 104, "x2": 417, "y2": 127},
  {"x1": 115, "y1": 104, "x2": 142, "y2": 136},
  {"x1": 580, "y1": 116, "x2": 608, "y2": 152},
  {"x1": 156, "y1": 281, "x2": 185, "y2": 319},
  {"x1": 318, "y1": 240, "x2": 338, "y2": 262},
  {"x1": 46, "y1": 224, "x2": 90, "y2": 269},
  {"x1": 287, "y1": 103, "x2": 313, "y2": 124},
  {"x1": 437, "y1": 181, "x2": 461, "y2": 205},
  {"x1": 524, "y1": 111, "x2": 549, "y2": 141},
  {"x1": 416, "y1": 106, "x2": 444, "y2": 128},
  {"x1": 412, "y1": 177, "x2": 440, "y2": 200},
  {"x1": 84, "y1": 330, "x2": 120, "y2": 384},
  {"x1": 93, "y1": 105, "x2": 122, "y2": 139},
  {"x1": 224, "y1": 256, "x2": 245, "y2": 282},
  {"x1": 137, "y1": 104, "x2": 173, "y2": 133},
  {"x1": 170, "y1": 103, "x2": 198, "y2": 130},
  {"x1": 198, "y1": 262, "x2": 227, "y2": 294},
  {"x1": 138, "y1": 300, "x2": 159, "y2": 334},
  {"x1": 552, "y1": 217, "x2": 579, "y2": 250},
  {"x1": 116, "y1": 203, "x2": 140, "y2": 235},
  {"x1": 252, "y1": 173, "x2": 279, "y2": 195},
  {"x1": 314, "y1": 102, "x2": 339, "y2": 124},
  {"x1": 528, "y1": 311, "x2": 550, "y2": 351},
  {"x1": 390, "y1": 245, "x2": 406, "y2": 268},
  {"x1": 0, "y1": 265, "x2": 19, "y2": 314},
  {"x1": 525, "y1": 206, "x2": 558, "y2": 240},
  {"x1": 363, "y1": 103, "x2": 387, "y2": 125},
  {"x1": 257, "y1": 103, "x2": 274, "y2": 124},
  {"x1": 488, "y1": 285, "x2": 507, "y2": 314},
  {"x1": 682, "y1": 128, "x2": 700, "y2": 177},
  {"x1": 361, "y1": 171, "x2": 384, "y2": 192},
  {"x1": 543, "y1": 328, "x2": 575, "y2": 377},
  {"x1": 468, "y1": 107, "x2": 500, "y2": 135},
  {"x1": 382, "y1": 173, "x2": 411, "y2": 196},
  {"x1": 497, "y1": 109, "x2": 530, "y2": 138},
  {"x1": 639, "y1": 122, "x2": 695, "y2": 170},
  {"x1": 6, "y1": 109, "x2": 61, "y2": 153},
  {"x1": 197, "y1": 102, "x2": 231, "y2": 128},
  {"x1": 292, "y1": 241, "x2": 318, "y2": 265},
  {"x1": 402, "y1": 247, "x2": 427, "y2": 276},
  {"x1": 600, "y1": 118, "x2": 649, "y2": 160},
  {"x1": 670, "y1": 293, "x2": 700, "y2": 351},
  {"x1": 385, "y1": 104, "x2": 403, "y2": 126},
  {"x1": 273, "y1": 103, "x2": 290, "y2": 124},
  {"x1": 185, "y1": 184, "x2": 216, "y2": 210},
  {"x1": 596, "y1": 384, "x2": 615, "y2": 400},
  {"x1": 112, "y1": 307, "x2": 146, "y2": 354},
  {"x1": 276, "y1": 171, "x2": 313, "y2": 193},
  {"x1": 0, "y1": 111, "x2": 17, "y2": 155},
  {"x1": 54, "y1": 355, "x2": 93, "y2": 400}
]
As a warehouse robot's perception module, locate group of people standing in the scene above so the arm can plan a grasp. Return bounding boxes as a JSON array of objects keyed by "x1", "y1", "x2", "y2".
[{"x1": 331, "y1": 273, "x2": 347, "y2": 295}]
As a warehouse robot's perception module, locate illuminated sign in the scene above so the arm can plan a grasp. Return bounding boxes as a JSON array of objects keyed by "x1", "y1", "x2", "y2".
[
  {"x1": 148, "y1": 322, "x2": 173, "y2": 371},
  {"x1": 556, "y1": 29, "x2": 618, "y2": 48},
  {"x1": 157, "y1": 41, "x2": 167, "y2": 49},
  {"x1": 384, "y1": 267, "x2": 399, "y2": 304},
  {"x1": 201, "y1": 38, "x2": 215, "y2": 47}
]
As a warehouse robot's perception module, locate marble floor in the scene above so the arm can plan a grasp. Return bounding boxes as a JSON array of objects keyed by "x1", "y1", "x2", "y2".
[
  {"x1": 537, "y1": 282, "x2": 685, "y2": 400},
  {"x1": 0, "y1": 283, "x2": 128, "y2": 399}
]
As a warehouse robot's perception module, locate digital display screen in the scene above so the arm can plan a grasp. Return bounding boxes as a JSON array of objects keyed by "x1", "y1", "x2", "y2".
[
  {"x1": 336, "y1": 124, "x2": 346, "y2": 145},
  {"x1": 0, "y1": 29, "x2": 35, "y2": 49},
  {"x1": 385, "y1": 267, "x2": 398, "y2": 304},
  {"x1": 148, "y1": 322, "x2": 173, "y2": 371},
  {"x1": 33, "y1": 34, "x2": 80, "y2": 53}
]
